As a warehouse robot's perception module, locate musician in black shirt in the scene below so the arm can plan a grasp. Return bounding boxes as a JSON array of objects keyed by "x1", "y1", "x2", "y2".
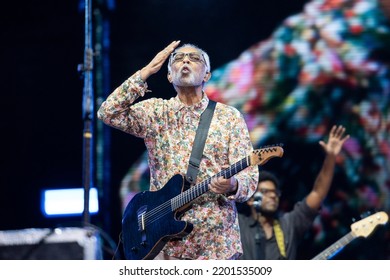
[{"x1": 238, "y1": 125, "x2": 349, "y2": 259}]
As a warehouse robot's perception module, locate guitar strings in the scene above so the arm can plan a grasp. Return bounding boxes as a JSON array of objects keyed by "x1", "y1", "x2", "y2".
[
  {"x1": 312, "y1": 233, "x2": 354, "y2": 260},
  {"x1": 139, "y1": 146, "x2": 277, "y2": 225},
  {"x1": 140, "y1": 157, "x2": 249, "y2": 227},
  {"x1": 138, "y1": 157, "x2": 249, "y2": 228},
  {"x1": 139, "y1": 159, "x2": 245, "y2": 227}
]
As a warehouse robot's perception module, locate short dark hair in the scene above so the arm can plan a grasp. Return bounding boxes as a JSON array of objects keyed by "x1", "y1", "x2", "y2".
[{"x1": 258, "y1": 170, "x2": 281, "y2": 190}]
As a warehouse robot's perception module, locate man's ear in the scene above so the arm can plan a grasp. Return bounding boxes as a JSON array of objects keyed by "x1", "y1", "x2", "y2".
[
  {"x1": 167, "y1": 72, "x2": 172, "y2": 83},
  {"x1": 203, "y1": 71, "x2": 211, "y2": 82}
]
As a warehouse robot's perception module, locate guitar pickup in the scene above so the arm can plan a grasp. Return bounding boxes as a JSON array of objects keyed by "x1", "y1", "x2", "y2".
[{"x1": 137, "y1": 206, "x2": 147, "y2": 232}]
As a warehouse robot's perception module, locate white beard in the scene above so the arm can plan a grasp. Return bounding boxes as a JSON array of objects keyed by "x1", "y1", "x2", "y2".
[{"x1": 171, "y1": 68, "x2": 204, "y2": 87}]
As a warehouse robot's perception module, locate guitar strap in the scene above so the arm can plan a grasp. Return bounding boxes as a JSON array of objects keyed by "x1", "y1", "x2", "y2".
[
  {"x1": 273, "y1": 219, "x2": 287, "y2": 258},
  {"x1": 186, "y1": 99, "x2": 217, "y2": 184}
]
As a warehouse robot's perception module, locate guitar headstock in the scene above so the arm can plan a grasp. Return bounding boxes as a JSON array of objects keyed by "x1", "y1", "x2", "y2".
[
  {"x1": 250, "y1": 145, "x2": 284, "y2": 166},
  {"x1": 351, "y1": 211, "x2": 388, "y2": 238}
]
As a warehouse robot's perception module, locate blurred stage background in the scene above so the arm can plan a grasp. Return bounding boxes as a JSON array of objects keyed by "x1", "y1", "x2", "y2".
[{"x1": 1, "y1": 0, "x2": 389, "y2": 259}]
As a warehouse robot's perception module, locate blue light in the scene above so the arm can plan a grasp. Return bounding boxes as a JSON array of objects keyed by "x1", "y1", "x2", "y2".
[{"x1": 42, "y1": 187, "x2": 99, "y2": 217}]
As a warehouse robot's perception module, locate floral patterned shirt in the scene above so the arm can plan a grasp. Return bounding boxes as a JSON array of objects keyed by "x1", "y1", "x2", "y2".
[{"x1": 98, "y1": 71, "x2": 259, "y2": 259}]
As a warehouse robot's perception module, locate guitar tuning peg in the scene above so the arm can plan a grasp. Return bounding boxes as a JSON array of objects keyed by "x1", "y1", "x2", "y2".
[{"x1": 360, "y1": 211, "x2": 372, "y2": 219}]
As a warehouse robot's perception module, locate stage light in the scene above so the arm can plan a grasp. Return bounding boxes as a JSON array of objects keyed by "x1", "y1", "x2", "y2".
[{"x1": 42, "y1": 187, "x2": 99, "y2": 217}]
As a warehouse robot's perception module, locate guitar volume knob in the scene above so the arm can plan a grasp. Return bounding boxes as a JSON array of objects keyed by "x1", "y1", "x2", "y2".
[{"x1": 131, "y1": 247, "x2": 138, "y2": 252}]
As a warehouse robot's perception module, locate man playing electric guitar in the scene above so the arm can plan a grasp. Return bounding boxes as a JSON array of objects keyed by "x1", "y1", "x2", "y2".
[{"x1": 98, "y1": 41, "x2": 259, "y2": 259}]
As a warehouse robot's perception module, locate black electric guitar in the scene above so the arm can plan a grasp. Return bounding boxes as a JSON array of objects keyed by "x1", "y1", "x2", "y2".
[
  {"x1": 312, "y1": 211, "x2": 388, "y2": 260},
  {"x1": 122, "y1": 145, "x2": 284, "y2": 260}
]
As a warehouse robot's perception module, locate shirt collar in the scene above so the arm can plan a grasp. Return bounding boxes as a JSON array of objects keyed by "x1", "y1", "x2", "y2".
[{"x1": 172, "y1": 92, "x2": 209, "y2": 117}]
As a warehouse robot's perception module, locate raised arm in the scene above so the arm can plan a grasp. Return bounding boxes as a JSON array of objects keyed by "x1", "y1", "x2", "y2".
[
  {"x1": 97, "y1": 41, "x2": 180, "y2": 136},
  {"x1": 305, "y1": 125, "x2": 350, "y2": 210}
]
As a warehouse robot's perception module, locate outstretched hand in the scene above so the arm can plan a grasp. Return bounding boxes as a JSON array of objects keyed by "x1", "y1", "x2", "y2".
[
  {"x1": 319, "y1": 125, "x2": 350, "y2": 156},
  {"x1": 140, "y1": 40, "x2": 181, "y2": 81}
]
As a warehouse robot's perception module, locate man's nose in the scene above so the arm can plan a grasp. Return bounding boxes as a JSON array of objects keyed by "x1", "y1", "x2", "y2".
[{"x1": 182, "y1": 55, "x2": 190, "y2": 63}]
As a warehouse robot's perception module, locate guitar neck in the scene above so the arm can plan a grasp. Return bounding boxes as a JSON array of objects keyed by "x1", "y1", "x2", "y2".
[
  {"x1": 171, "y1": 156, "x2": 250, "y2": 211},
  {"x1": 312, "y1": 232, "x2": 355, "y2": 260}
]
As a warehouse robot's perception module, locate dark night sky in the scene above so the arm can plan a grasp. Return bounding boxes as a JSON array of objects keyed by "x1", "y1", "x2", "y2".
[{"x1": 0, "y1": 0, "x2": 308, "y2": 252}]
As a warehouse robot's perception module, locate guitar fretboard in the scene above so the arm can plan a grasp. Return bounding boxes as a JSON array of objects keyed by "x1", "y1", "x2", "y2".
[
  {"x1": 312, "y1": 232, "x2": 355, "y2": 260},
  {"x1": 171, "y1": 155, "x2": 250, "y2": 211}
]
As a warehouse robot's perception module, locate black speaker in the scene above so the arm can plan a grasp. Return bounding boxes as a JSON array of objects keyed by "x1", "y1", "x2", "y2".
[{"x1": 0, "y1": 227, "x2": 102, "y2": 260}]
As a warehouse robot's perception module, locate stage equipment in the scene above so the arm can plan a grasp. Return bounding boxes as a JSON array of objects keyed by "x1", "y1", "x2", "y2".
[{"x1": 0, "y1": 227, "x2": 102, "y2": 260}]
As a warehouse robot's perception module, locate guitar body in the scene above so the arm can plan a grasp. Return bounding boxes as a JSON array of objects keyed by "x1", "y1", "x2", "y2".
[
  {"x1": 122, "y1": 174, "x2": 193, "y2": 260},
  {"x1": 121, "y1": 146, "x2": 284, "y2": 260}
]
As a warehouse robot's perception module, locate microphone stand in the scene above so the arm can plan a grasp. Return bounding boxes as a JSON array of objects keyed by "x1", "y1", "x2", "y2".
[{"x1": 79, "y1": 0, "x2": 94, "y2": 226}]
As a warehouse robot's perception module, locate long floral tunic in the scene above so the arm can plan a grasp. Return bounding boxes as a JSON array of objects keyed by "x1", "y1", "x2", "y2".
[{"x1": 98, "y1": 71, "x2": 259, "y2": 259}]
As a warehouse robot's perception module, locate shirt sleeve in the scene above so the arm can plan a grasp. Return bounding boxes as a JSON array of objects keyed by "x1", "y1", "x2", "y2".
[
  {"x1": 226, "y1": 109, "x2": 259, "y2": 202},
  {"x1": 97, "y1": 71, "x2": 151, "y2": 138},
  {"x1": 285, "y1": 200, "x2": 319, "y2": 238}
]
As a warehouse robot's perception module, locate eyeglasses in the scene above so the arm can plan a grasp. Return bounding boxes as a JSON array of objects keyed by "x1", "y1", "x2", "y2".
[
  {"x1": 170, "y1": 52, "x2": 207, "y2": 67},
  {"x1": 258, "y1": 188, "x2": 281, "y2": 197}
]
